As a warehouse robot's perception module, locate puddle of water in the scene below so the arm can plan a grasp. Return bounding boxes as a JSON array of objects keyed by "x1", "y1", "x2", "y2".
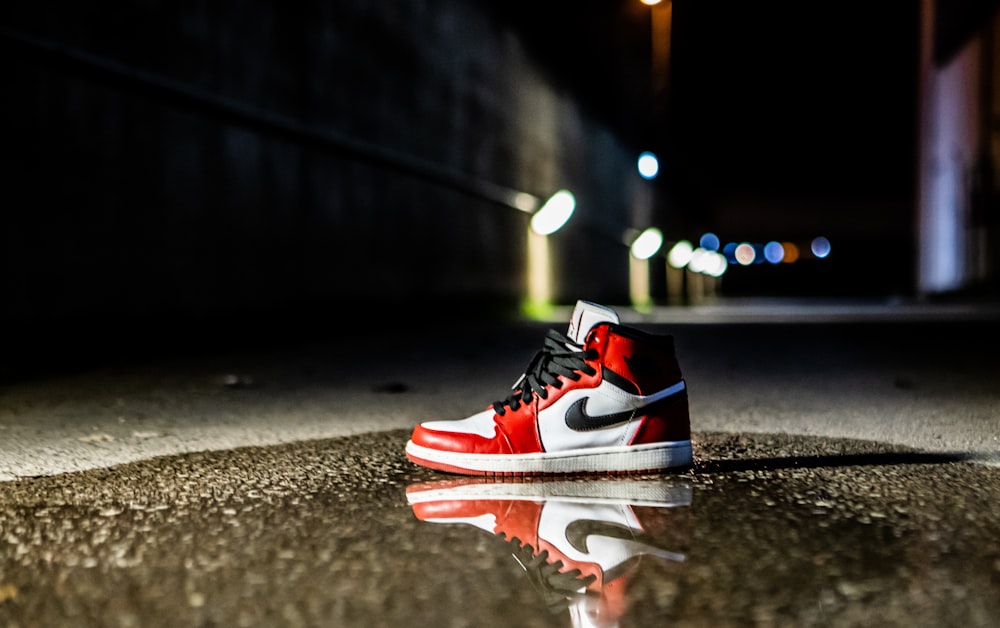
[{"x1": 406, "y1": 476, "x2": 692, "y2": 627}]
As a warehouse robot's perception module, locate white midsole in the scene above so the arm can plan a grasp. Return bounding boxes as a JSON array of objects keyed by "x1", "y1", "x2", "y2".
[{"x1": 404, "y1": 439, "x2": 692, "y2": 474}]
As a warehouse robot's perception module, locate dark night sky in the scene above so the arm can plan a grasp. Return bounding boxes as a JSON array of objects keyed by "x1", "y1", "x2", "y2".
[
  {"x1": 669, "y1": 2, "x2": 919, "y2": 199},
  {"x1": 496, "y1": 0, "x2": 921, "y2": 206}
]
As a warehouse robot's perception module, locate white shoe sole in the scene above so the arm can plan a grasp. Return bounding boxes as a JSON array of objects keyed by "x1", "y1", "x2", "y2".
[{"x1": 404, "y1": 439, "x2": 692, "y2": 476}]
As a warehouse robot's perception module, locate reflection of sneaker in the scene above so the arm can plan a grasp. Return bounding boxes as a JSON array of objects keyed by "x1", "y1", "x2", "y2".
[
  {"x1": 406, "y1": 478, "x2": 692, "y2": 628},
  {"x1": 406, "y1": 301, "x2": 691, "y2": 475}
]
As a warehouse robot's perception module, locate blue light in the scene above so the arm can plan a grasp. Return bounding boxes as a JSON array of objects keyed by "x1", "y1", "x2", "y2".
[
  {"x1": 763, "y1": 241, "x2": 785, "y2": 264},
  {"x1": 722, "y1": 242, "x2": 738, "y2": 264},
  {"x1": 699, "y1": 232, "x2": 720, "y2": 252},
  {"x1": 811, "y1": 236, "x2": 832, "y2": 258}
]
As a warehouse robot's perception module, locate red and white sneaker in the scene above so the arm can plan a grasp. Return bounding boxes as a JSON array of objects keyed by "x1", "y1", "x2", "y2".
[{"x1": 405, "y1": 300, "x2": 692, "y2": 475}]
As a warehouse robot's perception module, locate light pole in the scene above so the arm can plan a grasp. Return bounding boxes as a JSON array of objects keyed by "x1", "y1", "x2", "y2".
[
  {"x1": 641, "y1": 0, "x2": 672, "y2": 119},
  {"x1": 639, "y1": 0, "x2": 673, "y2": 307},
  {"x1": 629, "y1": 227, "x2": 664, "y2": 311},
  {"x1": 524, "y1": 190, "x2": 576, "y2": 318}
]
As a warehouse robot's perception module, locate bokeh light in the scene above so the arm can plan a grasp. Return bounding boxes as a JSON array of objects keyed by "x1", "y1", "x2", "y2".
[
  {"x1": 529, "y1": 190, "x2": 575, "y2": 235},
  {"x1": 703, "y1": 251, "x2": 728, "y2": 277},
  {"x1": 667, "y1": 240, "x2": 694, "y2": 268},
  {"x1": 722, "y1": 242, "x2": 738, "y2": 264},
  {"x1": 699, "y1": 232, "x2": 720, "y2": 252},
  {"x1": 734, "y1": 243, "x2": 756, "y2": 266},
  {"x1": 688, "y1": 247, "x2": 711, "y2": 273},
  {"x1": 811, "y1": 236, "x2": 832, "y2": 258},
  {"x1": 637, "y1": 152, "x2": 659, "y2": 180},
  {"x1": 630, "y1": 227, "x2": 664, "y2": 260},
  {"x1": 763, "y1": 241, "x2": 785, "y2": 264},
  {"x1": 782, "y1": 241, "x2": 800, "y2": 263}
]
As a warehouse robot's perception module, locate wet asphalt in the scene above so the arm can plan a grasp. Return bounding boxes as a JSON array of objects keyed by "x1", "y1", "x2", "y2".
[{"x1": 1, "y1": 302, "x2": 999, "y2": 626}]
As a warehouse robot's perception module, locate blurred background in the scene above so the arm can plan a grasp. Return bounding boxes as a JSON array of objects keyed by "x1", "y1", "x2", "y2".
[{"x1": 2, "y1": 0, "x2": 999, "y2": 354}]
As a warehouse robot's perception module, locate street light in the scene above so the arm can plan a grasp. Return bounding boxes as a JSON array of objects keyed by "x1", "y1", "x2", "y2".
[
  {"x1": 529, "y1": 189, "x2": 576, "y2": 236},
  {"x1": 525, "y1": 190, "x2": 577, "y2": 318},
  {"x1": 630, "y1": 227, "x2": 664, "y2": 260},
  {"x1": 637, "y1": 151, "x2": 660, "y2": 180},
  {"x1": 638, "y1": 0, "x2": 672, "y2": 307},
  {"x1": 629, "y1": 227, "x2": 664, "y2": 311},
  {"x1": 666, "y1": 239, "x2": 693, "y2": 304}
]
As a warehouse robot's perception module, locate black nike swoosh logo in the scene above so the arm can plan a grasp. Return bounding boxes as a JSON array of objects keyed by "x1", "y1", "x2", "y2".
[
  {"x1": 564, "y1": 520, "x2": 685, "y2": 580},
  {"x1": 564, "y1": 519, "x2": 642, "y2": 554},
  {"x1": 564, "y1": 398, "x2": 635, "y2": 431}
]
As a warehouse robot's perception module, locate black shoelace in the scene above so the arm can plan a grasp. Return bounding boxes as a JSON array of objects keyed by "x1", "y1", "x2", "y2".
[
  {"x1": 500, "y1": 532, "x2": 596, "y2": 613},
  {"x1": 492, "y1": 329, "x2": 597, "y2": 416}
]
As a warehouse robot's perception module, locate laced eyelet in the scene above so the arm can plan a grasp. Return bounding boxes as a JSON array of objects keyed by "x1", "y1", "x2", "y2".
[{"x1": 492, "y1": 328, "x2": 596, "y2": 415}]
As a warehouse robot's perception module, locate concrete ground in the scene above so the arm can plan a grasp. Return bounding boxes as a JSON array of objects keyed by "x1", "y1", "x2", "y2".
[
  {"x1": 2, "y1": 298, "x2": 998, "y2": 480},
  {"x1": 1, "y1": 298, "x2": 999, "y2": 626}
]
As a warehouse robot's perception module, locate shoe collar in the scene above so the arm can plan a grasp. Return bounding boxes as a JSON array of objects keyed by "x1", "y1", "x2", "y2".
[{"x1": 567, "y1": 301, "x2": 620, "y2": 344}]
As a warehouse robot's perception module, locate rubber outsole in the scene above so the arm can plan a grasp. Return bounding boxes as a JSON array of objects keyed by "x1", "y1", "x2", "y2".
[{"x1": 404, "y1": 440, "x2": 693, "y2": 477}]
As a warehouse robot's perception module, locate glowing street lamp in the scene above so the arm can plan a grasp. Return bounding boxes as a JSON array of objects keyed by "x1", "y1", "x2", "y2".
[
  {"x1": 637, "y1": 152, "x2": 660, "y2": 180},
  {"x1": 629, "y1": 227, "x2": 664, "y2": 311},
  {"x1": 524, "y1": 190, "x2": 577, "y2": 318},
  {"x1": 630, "y1": 227, "x2": 664, "y2": 260},
  {"x1": 664, "y1": 240, "x2": 692, "y2": 304},
  {"x1": 666, "y1": 240, "x2": 694, "y2": 269},
  {"x1": 529, "y1": 189, "x2": 576, "y2": 236}
]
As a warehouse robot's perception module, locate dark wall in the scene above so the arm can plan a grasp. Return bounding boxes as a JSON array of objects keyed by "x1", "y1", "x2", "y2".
[{"x1": 1, "y1": 1, "x2": 645, "y2": 335}]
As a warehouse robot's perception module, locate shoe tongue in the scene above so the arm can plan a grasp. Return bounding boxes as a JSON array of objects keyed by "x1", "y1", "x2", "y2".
[{"x1": 566, "y1": 301, "x2": 620, "y2": 344}]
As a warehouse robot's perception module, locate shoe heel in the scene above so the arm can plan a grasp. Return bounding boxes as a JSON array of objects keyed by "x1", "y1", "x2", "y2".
[{"x1": 631, "y1": 388, "x2": 691, "y2": 445}]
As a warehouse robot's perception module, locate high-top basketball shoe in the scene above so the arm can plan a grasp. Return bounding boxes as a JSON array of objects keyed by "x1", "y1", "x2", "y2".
[
  {"x1": 405, "y1": 300, "x2": 691, "y2": 475},
  {"x1": 406, "y1": 477, "x2": 691, "y2": 628}
]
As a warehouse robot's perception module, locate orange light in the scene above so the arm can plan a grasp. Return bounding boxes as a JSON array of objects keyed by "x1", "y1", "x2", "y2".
[
  {"x1": 640, "y1": 0, "x2": 663, "y2": 5},
  {"x1": 781, "y1": 242, "x2": 800, "y2": 263}
]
